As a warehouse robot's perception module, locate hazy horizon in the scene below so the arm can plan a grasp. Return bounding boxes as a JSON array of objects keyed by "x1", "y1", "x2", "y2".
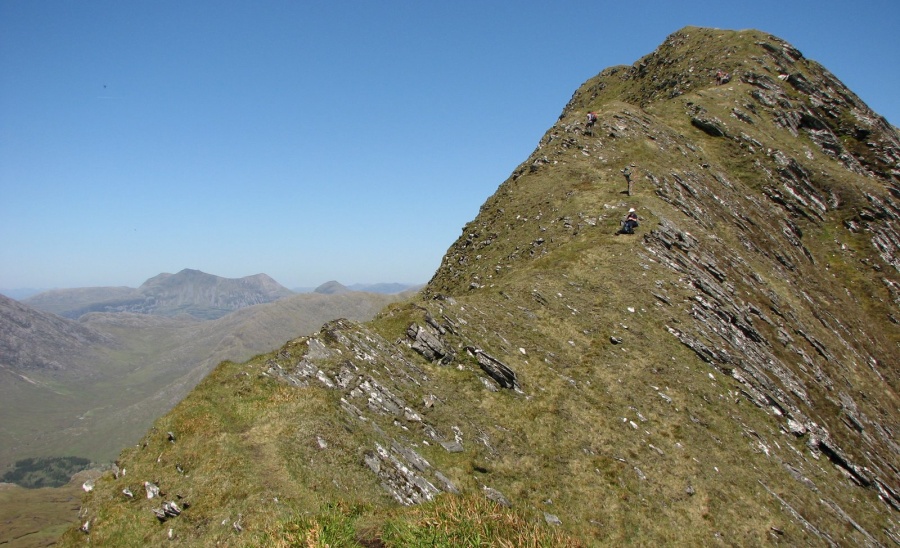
[{"x1": 0, "y1": 272, "x2": 424, "y2": 299}]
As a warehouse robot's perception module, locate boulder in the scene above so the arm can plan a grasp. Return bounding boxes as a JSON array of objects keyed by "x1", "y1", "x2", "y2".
[
  {"x1": 465, "y1": 346, "x2": 518, "y2": 390},
  {"x1": 407, "y1": 322, "x2": 453, "y2": 364},
  {"x1": 691, "y1": 115, "x2": 727, "y2": 137}
]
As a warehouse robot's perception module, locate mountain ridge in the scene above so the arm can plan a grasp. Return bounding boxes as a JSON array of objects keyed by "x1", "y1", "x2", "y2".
[
  {"x1": 63, "y1": 27, "x2": 899, "y2": 546},
  {"x1": 24, "y1": 268, "x2": 295, "y2": 320}
]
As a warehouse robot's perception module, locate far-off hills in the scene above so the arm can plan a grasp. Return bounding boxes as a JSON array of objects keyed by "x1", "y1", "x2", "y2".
[
  {"x1": 61, "y1": 27, "x2": 898, "y2": 546},
  {"x1": 23, "y1": 268, "x2": 295, "y2": 320}
]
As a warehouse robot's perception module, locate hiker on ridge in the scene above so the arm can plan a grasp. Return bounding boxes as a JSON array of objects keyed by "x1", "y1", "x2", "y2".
[
  {"x1": 622, "y1": 165, "x2": 634, "y2": 195},
  {"x1": 620, "y1": 208, "x2": 639, "y2": 234},
  {"x1": 586, "y1": 111, "x2": 597, "y2": 134}
]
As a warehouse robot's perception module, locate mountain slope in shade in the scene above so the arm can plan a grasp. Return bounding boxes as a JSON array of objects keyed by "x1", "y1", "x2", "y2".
[
  {"x1": 62, "y1": 27, "x2": 899, "y2": 546},
  {"x1": 0, "y1": 293, "x2": 114, "y2": 373}
]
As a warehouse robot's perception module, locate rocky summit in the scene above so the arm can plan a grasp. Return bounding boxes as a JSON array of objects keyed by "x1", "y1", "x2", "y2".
[{"x1": 62, "y1": 27, "x2": 899, "y2": 546}]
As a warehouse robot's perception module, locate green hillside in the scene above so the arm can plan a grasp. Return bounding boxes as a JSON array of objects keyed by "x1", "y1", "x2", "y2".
[{"x1": 61, "y1": 28, "x2": 899, "y2": 546}]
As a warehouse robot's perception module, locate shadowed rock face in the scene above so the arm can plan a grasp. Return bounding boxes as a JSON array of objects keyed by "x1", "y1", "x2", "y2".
[{"x1": 65, "y1": 28, "x2": 899, "y2": 546}]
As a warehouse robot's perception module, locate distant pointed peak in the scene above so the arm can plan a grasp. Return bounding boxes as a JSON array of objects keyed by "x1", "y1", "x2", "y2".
[{"x1": 314, "y1": 281, "x2": 350, "y2": 295}]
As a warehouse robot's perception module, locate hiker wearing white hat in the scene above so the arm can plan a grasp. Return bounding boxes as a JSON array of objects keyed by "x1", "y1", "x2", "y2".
[{"x1": 621, "y1": 208, "x2": 639, "y2": 234}]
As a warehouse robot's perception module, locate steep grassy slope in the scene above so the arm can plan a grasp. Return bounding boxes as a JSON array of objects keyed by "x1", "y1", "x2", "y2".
[{"x1": 62, "y1": 28, "x2": 898, "y2": 546}]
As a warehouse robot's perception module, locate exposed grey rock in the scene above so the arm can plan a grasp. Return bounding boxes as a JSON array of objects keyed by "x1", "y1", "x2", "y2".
[
  {"x1": 391, "y1": 441, "x2": 430, "y2": 472},
  {"x1": 483, "y1": 486, "x2": 511, "y2": 507},
  {"x1": 434, "y1": 471, "x2": 460, "y2": 494},
  {"x1": 144, "y1": 481, "x2": 160, "y2": 499},
  {"x1": 465, "y1": 346, "x2": 519, "y2": 390},
  {"x1": 544, "y1": 512, "x2": 562, "y2": 525},
  {"x1": 786, "y1": 418, "x2": 807, "y2": 436},
  {"x1": 731, "y1": 107, "x2": 754, "y2": 124},
  {"x1": 691, "y1": 115, "x2": 727, "y2": 137},
  {"x1": 161, "y1": 501, "x2": 181, "y2": 519},
  {"x1": 366, "y1": 442, "x2": 440, "y2": 506},
  {"x1": 407, "y1": 322, "x2": 453, "y2": 364},
  {"x1": 645, "y1": 215, "x2": 899, "y2": 512},
  {"x1": 440, "y1": 440, "x2": 464, "y2": 453}
]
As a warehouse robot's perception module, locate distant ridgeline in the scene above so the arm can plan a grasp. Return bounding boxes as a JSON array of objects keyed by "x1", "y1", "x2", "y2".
[
  {"x1": 2, "y1": 456, "x2": 92, "y2": 489},
  {"x1": 23, "y1": 269, "x2": 294, "y2": 320}
]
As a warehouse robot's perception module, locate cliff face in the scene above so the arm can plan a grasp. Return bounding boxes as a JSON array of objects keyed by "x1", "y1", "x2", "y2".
[{"x1": 65, "y1": 28, "x2": 899, "y2": 546}]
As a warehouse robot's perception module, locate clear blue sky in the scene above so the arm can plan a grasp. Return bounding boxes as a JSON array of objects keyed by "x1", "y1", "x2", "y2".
[{"x1": 2, "y1": 1, "x2": 898, "y2": 290}]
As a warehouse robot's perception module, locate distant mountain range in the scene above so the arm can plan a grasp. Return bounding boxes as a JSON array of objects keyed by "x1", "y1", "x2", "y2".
[
  {"x1": 312, "y1": 280, "x2": 421, "y2": 295},
  {"x1": 22, "y1": 269, "x2": 294, "y2": 320},
  {"x1": 14, "y1": 271, "x2": 421, "y2": 320},
  {"x1": 294, "y1": 282, "x2": 421, "y2": 294}
]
